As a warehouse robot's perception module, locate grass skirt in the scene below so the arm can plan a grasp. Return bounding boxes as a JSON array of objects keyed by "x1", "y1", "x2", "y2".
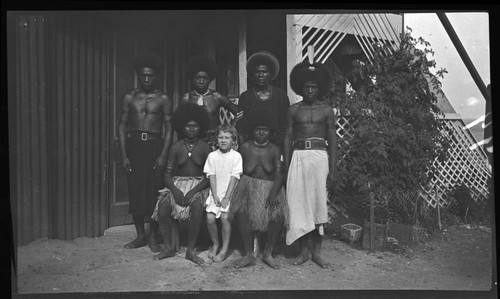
[
  {"x1": 228, "y1": 174, "x2": 288, "y2": 232},
  {"x1": 151, "y1": 177, "x2": 209, "y2": 221}
]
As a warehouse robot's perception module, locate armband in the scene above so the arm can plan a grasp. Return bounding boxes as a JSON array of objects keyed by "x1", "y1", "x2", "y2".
[
  {"x1": 166, "y1": 160, "x2": 176, "y2": 174},
  {"x1": 120, "y1": 113, "x2": 129, "y2": 122}
]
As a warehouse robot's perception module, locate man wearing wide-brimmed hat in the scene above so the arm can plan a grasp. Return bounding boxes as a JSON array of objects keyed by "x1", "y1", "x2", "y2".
[
  {"x1": 236, "y1": 51, "x2": 290, "y2": 149},
  {"x1": 118, "y1": 53, "x2": 173, "y2": 252},
  {"x1": 181, "y1": 56, "x2": 238, "y2": 150},
  {"x1": 283, "y1": 56, "x2": 338, "y2": 269}
]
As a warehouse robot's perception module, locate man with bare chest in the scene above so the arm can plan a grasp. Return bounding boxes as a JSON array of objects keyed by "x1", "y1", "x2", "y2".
[
  {"x1": 181, "y1": 56, "x2": 238, "y2": 150},
  {"x1": 229, "y1": 107, "x2": 288, "y2": 269},
  {"x1": 284, "y1": 59, "x2": 338, "y2": 269},
  {"x1": 118, "y1": 53, "x2": 173, "y2": 252}
]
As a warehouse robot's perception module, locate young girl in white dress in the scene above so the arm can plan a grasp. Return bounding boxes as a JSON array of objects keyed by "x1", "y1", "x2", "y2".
[{"x1": 204, "y1": 124, "x2": 242, "y2": 262}]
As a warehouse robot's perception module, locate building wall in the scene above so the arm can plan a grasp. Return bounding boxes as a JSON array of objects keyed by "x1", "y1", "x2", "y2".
[{"x1": 10, "y1": 14, "x2": 110, "y2": 245}]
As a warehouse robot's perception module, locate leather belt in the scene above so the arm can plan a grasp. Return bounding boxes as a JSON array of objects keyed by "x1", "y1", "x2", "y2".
[
  {"x1": 127, "y1": 131, "x2": 162, "y2": 141},
  {"x1": 292, "y1": 138, "x2": 327, "y2": 151}
]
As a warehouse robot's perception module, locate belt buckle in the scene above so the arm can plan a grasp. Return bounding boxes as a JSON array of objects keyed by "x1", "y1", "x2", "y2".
[
  {"x1": 141, "y1": 132, "x2": 147, "y2": 141},
  {"x1": 305, "y1": 140, "x2": 311, "y2": 149}
]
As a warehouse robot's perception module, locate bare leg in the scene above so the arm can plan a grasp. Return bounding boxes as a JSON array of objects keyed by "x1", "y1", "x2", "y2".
[
  {"x1": 124, "y1": 215, "x2": 148, "y2": 249},
  {"x1": 233, "y1": 212, "x2": 256, "y2": 268},
  {"x1": 185, "y1": 200, "x2": 204, "y2": 265},
  {"x1": 292, "y1": 234, "x2": 312, "y2": 266},
  {"x1": 214, "y1": 212, "x2": 231, "y2": 262},
  {"x1": 148, "y1": 220, "x2": 161, "y2": 252},
  {"x1": 311, "y1": 229, "x2": 330, "y2": 269},
  {"x1": 262, "y1": 219, "x2": 282, "y2": 269},
  {"x1": 171, "y1": 220, "x2": 180, "y2": 252},
  {"x1": 154, "y1": 201, "x2": 176, "y2": 260},
  {"x1": 206, "y1": 212, "x2": 219, "y2": 259}
]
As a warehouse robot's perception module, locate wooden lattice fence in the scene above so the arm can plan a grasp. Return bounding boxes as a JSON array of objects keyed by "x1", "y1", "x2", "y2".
[
  {"x1": 220, "y1": 107, "x2": 492, "y2": 220},
  {"x1": 420, "y1": 117, "x2": 492, "y2": 208}
]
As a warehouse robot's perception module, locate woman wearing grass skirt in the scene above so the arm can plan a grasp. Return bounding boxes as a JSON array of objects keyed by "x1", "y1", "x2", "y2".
[{"x1": 229, "y1": 107, "x2": 288, "y2": 269}]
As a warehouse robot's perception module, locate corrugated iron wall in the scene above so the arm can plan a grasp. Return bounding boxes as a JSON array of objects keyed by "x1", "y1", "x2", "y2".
[
  {"x1": 14, "y1": 15, "x2": 50, "y2": 246},
  {"x1": 13, "y1": 15, "x2": 110, "y2": 245}
]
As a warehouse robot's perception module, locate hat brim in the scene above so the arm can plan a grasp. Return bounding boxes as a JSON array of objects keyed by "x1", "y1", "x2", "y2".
[{"x1": 246, "y1": 51, "x2": 280, "y2": 81}]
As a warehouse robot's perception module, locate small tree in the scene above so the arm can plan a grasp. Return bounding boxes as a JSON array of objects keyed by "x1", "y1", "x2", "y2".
[{"x1": 331, "y1": 28, "x2": 451, "y2": 223}]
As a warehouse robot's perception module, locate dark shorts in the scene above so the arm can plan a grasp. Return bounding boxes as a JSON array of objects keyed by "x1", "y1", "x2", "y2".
[{"x1": 126, "y1": 136, "x2": 163, "y2": 218}]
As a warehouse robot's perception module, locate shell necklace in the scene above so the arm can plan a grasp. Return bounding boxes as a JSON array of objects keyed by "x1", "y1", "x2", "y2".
[
  {"x1": 194, "y1": 89, "x2": 210, "y2": 106},
  {"x1": 184, "y1": 139, "x2": 199, "y2": 158},
  {"x1": 253, "y1": 140, "x2": 269, "y2": 147}
]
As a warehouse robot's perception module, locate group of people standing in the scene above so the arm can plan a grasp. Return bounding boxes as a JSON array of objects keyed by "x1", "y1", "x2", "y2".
[{"x1": 118, "y1": 50, "x2": 338, "y2": 270}]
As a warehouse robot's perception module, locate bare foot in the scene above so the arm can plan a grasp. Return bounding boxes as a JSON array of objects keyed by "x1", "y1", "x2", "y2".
[
  {"x1": 186, "y1": 251, "x2": 205, "y2": 265},
  {"x1": 292, "y1": 252, "x2": 311, "y2": 266},
  {"x1": 214, "y1": 250, "x2": 228, "y2": 263},
  {"x1": 311, "y1": 253, "x2": 330, "y2": 269},
  {"x1": 124, "y1": 237, "x2": 148, "y2": 249},
  {"x1": 153, "y1": 248, "x2": 176, "y2": 260},
  {"x1": 262, "y1": 254, "x2": 280, "y2": 269},
  {"x1": 207, "y1": 245, "x2": 219, "y2": 260},
  {"x1": 233, "y1": 255, "x2": 255, "y2": 268},
  {"x1": 148, "y1": 236, "x2": 161, "y2": 253}
]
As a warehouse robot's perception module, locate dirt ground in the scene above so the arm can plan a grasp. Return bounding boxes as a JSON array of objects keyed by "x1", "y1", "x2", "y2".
[{"x1": 13, "y1": 222, "x2": 496, "y2": 296}]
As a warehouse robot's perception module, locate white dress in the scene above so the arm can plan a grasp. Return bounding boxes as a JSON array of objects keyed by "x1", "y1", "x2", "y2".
[{"x1": 203, "y1": 149, "x2": 243, "y2": 218}]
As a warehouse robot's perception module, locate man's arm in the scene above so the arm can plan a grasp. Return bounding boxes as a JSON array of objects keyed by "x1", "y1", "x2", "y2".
[
  {"x1": 283, "y1": 105, "x2": 296, "y2": 176},
  {"x1": 325, "y1": 107, "x2": 338, "y2": 188},
  {"x1": 154, "y1": 94, "x2": 173, "y2": 174},
  {"x1": 215, "y1": 92, "x2": 238, "y2": 116},
  {"x1": 180, "y1": 92, "x2": 190, "y2": 104},
  {"x1": 118, "y1": 93, "x2": 132, "y2": 174}
]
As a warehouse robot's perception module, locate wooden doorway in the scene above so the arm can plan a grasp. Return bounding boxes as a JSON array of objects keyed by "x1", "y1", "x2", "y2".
[{"x1": 107, "y1": 13, "x2": 240, "y2": 227}]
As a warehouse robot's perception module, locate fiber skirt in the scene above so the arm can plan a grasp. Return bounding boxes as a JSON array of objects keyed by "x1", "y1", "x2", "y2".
[
  {"x1": 228, "y1": 174, "x2": 288, "y2": 232},
  {"x1": 151, "y1": 176, "x2": 209, "y2": 221}
]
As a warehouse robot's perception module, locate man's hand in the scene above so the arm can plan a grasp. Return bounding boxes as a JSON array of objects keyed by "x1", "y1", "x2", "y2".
[
  {"x1": 172, "y1": 188, "x2": 187, "y2": 207},
  {"x1": 122, "y1": 157, "x2": 132, "y2": 174},
  {"x1": 220, "y1": 196, "x2": 230, "y2": 209},
  {"x1": 153, "y1": 155, "x2": 167, "y2": 175},
  {"x1": 327, "y1": 172, "x2": 337, "y2": 190}
]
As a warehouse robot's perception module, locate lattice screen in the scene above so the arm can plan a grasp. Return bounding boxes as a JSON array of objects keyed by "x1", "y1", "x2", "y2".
[
  {"x1": 419, "y1": 118, "x2": 491, "y2": 208},
  {"x1": 221, "y1": 102, "x2": 491, "y2": 211},
  {"x1": 334, "y1": 115, "x2": 491, "y2": 208}
]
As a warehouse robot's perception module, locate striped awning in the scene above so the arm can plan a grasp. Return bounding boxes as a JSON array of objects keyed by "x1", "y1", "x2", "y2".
[{"x1": 293, "y1": 13, "x2": 402, "y2": 64}]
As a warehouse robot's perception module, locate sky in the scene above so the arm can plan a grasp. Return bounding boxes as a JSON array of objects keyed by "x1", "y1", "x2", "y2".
[{"x1": 404, "y1": 12, "x2": 490, "y2": 120}]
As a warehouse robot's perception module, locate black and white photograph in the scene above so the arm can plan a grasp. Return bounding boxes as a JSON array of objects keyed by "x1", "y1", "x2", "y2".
[{"x1": 6, "y1": 4, "x2": 496, "y2": 298}]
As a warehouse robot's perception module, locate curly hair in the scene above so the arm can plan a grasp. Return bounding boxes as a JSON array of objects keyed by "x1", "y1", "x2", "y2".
[
  {"x1": 172, "y1": 103, "x2": 210, "y2": 139},
  {"x1": 215, "y1": 124, "x2": 238, "y2": 142},
  {"x1": 290, "y1": 61, "x2": 333, "y2": 97},
  {"x1": 246, "y1": 107, "x2": 279, "y2": 133},
  {"x1": 246, "y1": 51, "x2": 280, "y2": 81},
  {"x1": 132, "y1": 53, "x2": 164, "y2": 73},
  {"x1": 186, "y1": 56, "x2": 217, "y2": 82}
]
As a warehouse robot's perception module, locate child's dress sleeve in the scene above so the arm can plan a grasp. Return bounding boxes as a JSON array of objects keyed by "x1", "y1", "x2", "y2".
[
  {"x1": 204, "y1": 152, "x2": 216, "y2": 178},
  {"x1": 231, "y1": 152, "x2": 243, "y2": 180}
]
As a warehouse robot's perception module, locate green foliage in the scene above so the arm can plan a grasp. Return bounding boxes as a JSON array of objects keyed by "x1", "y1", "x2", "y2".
[{"x1": 330, "y1": 28, "x2": 451, "y2": 216}]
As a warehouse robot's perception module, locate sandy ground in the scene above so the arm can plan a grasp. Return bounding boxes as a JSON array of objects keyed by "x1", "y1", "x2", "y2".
[{"x1": 13, "y1": 223, "x2": 495, "y2": 296}]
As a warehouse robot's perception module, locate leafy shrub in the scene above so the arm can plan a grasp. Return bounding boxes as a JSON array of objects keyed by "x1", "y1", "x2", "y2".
[{"x1": 328, "y1": 28, "x2": 451, "y2": 225}]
